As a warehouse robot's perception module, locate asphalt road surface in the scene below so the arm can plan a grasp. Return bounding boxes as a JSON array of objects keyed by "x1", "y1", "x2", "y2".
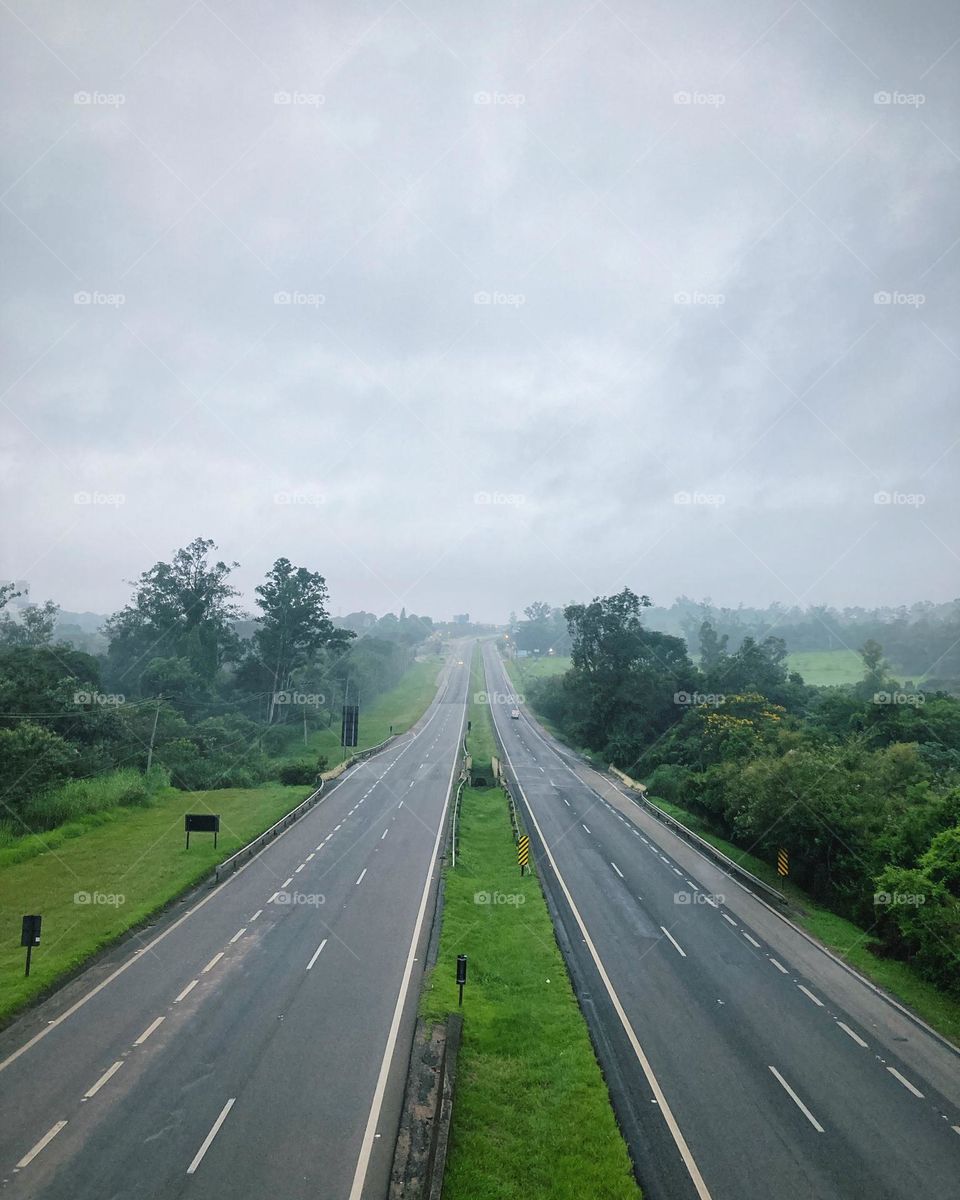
[
  {"x1": 0, "y1": 647, "x2": 469, "y2": 1200},
  {"x1": 484, "y1": 642, "x2": 960, "y2": 1200}
]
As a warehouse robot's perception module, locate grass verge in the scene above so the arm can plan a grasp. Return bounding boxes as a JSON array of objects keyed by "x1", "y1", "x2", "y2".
[
  {"x1": 420, "y1": 648, "x2": 641, "y2": 1200},
  {"x1": 645, "y1": 793, "x2": 960, "y2": 1045}
]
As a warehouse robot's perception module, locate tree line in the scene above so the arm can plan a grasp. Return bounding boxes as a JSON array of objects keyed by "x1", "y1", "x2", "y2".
[{"x1": 526, "y1": 589, "x2": 960, "y2": 996}]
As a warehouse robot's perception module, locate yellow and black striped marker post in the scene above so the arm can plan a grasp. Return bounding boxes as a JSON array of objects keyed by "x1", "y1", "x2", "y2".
[
  {"x1": 777, "y1": 848, "x2": 788, "y2": 890},
  {"x1": 517, "y1": 834, "x2": 530, "y2": 875}
]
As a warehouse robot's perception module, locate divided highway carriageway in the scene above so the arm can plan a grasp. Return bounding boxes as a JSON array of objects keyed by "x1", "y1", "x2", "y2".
[
  {"x1": 0, "y1": 649, "x2": 470, "y2": 1200},
  {"x1": 484, "y1": 640, "x2": 960, "y2": 1200}
]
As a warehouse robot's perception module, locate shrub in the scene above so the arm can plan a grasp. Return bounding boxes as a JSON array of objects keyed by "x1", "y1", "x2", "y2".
[{"x1": 278, "y1": 761, "x2": 320, "y2": 786}]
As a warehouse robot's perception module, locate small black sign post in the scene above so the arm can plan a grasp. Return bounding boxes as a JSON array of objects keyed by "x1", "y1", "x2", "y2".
[
  {"x1": 456, "y1": 953, "x2": 468, "y2": 1006},
  {"x1": 21, "y1": 914, "x2": 41, "y2": 977},
  {"x1": 185, "y1": 813, "x2": 220, "y2": 850}
]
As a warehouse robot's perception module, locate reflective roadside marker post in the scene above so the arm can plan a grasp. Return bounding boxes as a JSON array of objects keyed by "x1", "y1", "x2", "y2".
[
  {"x1": 517, "y1": 834, "x2": 530, "y2": 876},
  {"x1": 456, "y1": 954, "x2": 467, "y2": 1006},
  {"x1": 777, "y1": 848, "x2": 789, "y2": 892},
  {"x1": 21, "y1": 914, "x2": 41, "y2": 977}
]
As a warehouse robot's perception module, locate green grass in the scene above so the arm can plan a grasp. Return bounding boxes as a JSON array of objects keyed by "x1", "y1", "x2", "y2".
[
  {"x1": 0, "y1": 783, "x2": 308, "y2": 1024},
  {"x1": 420, "y1": 649, "x2": 641, "y2": 1200},
  {"x1": 787, "y1": 649, "x2": 869, "y2": 686},
  {"x1": 506, "y1": 653, "x2": 572, "y2": 684},
  {"x1": 645, "y1": 794, "x2": 960, "y2": 1045},
  {"x1": 281, "y1": 657, "x2": 445, "y2": 768}
]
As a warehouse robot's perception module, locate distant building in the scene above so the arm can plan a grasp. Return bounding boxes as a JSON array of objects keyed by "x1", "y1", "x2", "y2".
[{"x1": 452, "y1": 613, "x2": 470, "y2": 625}]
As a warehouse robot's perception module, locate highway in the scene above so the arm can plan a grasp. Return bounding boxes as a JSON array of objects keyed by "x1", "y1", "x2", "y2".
[
  {"x1": 0, "y1": 647, "x2": 469, "y2": 1200},
  {"x1": 484, "y1": 642, "x2": 960, "y2": 1200}
]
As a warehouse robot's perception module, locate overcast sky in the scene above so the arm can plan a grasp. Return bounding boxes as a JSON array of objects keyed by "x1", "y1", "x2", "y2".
[{"x1": 2, "y1": 1, "x2": 958, "y2": 623}]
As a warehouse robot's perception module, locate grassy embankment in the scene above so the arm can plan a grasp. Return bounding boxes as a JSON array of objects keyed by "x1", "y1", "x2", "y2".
[
  {"x1": 506, "y1": 652, "x2": 960, "y2": 1044},
  {"x1": 0, "y1": 657, "x2": 444, "y2": 1025},
  {"x1": 420, "y1": 648, "x2": 641, "y2": 1200}
]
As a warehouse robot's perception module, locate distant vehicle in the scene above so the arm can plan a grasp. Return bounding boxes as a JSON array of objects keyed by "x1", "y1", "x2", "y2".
[
  {"x1": 457, "y1": 659, "x2": 463, "y2": 665},
  {"x1": 510, "y1": 708, "x2": 520, "y2": 719}
]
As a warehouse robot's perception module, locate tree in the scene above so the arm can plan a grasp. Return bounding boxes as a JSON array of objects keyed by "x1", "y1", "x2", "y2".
[
  {"x1": 104, "y1": 538, "x2": 241, "y2": 690},
  {"x1": 0, "y1": 600, "x2": 59, "y2": 647},
  {"x1": 253, "y1": 558, "x2": 353, "y2": 723},
  {"x1": 698, "y1": 620, "x2": 729, "y2": 672}
]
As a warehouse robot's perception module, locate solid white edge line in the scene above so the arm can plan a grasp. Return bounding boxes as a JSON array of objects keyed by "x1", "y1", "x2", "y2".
[
  {"x1": 174, "y1": 979, "x2": 199, "y2": 1003},
  {"x1": 489, "y1": 658, "x2": 714, "y2": 1200},
  {"x1": 83, "y1": 1060, "x2": 124, "y2": 1099},
  {"x1": 187, "y1": 1098, "x2": 236, "y2": 1174},
  {"x1": 201, "y1": 952, "x2": 224, "y2": 975},
  {"x1": 768, "y1": 1065, "x2": 824, "y2": 1133},
  {"x1": 347, "y1": 694, "x2": 467, "y2": 1200},
  {"x1": 798, "y1": 985, "x2": 824, "y2": 1007},
  {"x1": 133, "y1": 1015, "x2": 165, "y2": 1045},
  {"x1": 611, "y1": 862, "x2": 624, "y2": 878},
  {"x1": 306, "y1": 939, "x2": 328, "y2": 970},
  {"x1": 837, "y1": 1021, "x2": 868, "y2": 1048},
  {"x1": 15, "y1": 1120, "x2": 68, "y2": 1168},
  {"x1": 887, "y1": 1066, "x2": 924, "y2": 1098},
  {"x1": 660, "y1": 926, "x2": 687, "y2": 957}
]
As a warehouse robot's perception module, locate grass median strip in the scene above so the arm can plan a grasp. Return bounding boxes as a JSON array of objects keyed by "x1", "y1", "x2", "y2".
[{"x1": 420, "y1": 647, "x2": 641, "y2": 1200}]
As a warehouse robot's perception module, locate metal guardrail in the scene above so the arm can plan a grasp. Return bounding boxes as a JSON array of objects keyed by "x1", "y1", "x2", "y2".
[{"x1": 213, "y1": 734, "x2": 398, "y2": 884}]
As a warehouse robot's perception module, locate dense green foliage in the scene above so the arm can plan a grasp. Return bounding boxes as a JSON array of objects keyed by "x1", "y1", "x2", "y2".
[
  {"x1": 526, "y1": 590, "x2": 960, "y2": 996},
  {"x1": 0, "y1": 540, "x2": 438, "y2": 837}
]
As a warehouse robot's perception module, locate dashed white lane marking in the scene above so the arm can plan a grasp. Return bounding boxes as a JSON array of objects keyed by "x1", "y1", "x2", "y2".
[
  {"x1": 582, "y1": 824, "x2": 591, "y2": 833},
  {"x1": 83, "y1": 1060, "x2": 124, "y2": 1099},
  {"x1": 887, "y1": 1067, "x2": 924, "y2": 1098},
  {"x1": 703, "y1": 896, "x2": 718, "y2": 908},
  {"x1": 356, "y1": 869, "x2": 367, "y2": 885},
  {"x1": 660, "y1": 927, "x2": 687, "y2": 957},
  {"x1": 672, "y1": 867, "x2": 682, "y2": 876},
  {"x1": 334, "y1": 824, "x2": 342, "y2": 832},
  {"x1": 16, "y1": 1120, "x2": 68, "y2": 1168},
  {"x1": 250, "y1": 909, "x2": 262, "y2": 922},
  {"x1": 268, "y1": 892, "x2": 280, "y2": 903},
  {"x1": 295, "y1": 864, "x2": 305, "y2": 874},
  {"x1": 306, "y1": 939, "x2": 328, "y2": 970},
  {"x1": 837, "y1": 1021, "x2": 868, "y2": 1048},
  {"x1": 175, "y1": 979, "x2": 199, "y2": 1003},
  {"x1": 201, "y1": 952, "x2": 224, "y2": 975},
  {"x1": 134, "y1": 1015, "x2": 165, "y2": 1045},
  {"x1": 282, "y1": 877, "x2": 294, "y2": 889},
  {"x1": 659, "y1": 855, "x2": 670, "y2": 864},
  {"x1": 685, "y1": 880, "x2": 698, "y2": 890},
  {"x1": 611, "y1": 862, "x2": 624, "y2": 878},
  {"x1": 769, "y1": 1066, "x2": 824, "y2": 1133},
  {"x1": 381, "y1": 829, "x2": 389, "y2": 840},
  {"x1": 306, "y1": 853, "x2": 315, "y2": 861},
  {"x1": 187, "y1": 1098, "x2": 236, "y2": 1175},
  {"x1": 562, "y1": 798, "x2": 570, "y2": 806},
  {"x1": 952, "y1": 1125, "x2": 960, "y2": 1136},
  {"x1": 742, "y1": 932, "x2": 761, "y2": 949},
  {"x1": 797, "y1": 985, "x2": 824, "y2": 1008},
  {"x1": 229, "y1": 928, "x2": 246, "y2": 944},
  {"x1": 769, "y1": 958, "x2": 788, "y2": 974},
  {"x1": 721, "y1": 913, "x2": 737, "y2": 927}
]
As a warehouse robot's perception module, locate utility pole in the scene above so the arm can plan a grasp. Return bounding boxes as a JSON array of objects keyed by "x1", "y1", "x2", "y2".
[{"x1": 146, "y1": 695, "x2": 162, "y2": 773}]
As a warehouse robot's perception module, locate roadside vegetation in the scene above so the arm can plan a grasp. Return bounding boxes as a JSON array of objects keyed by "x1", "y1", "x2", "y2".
[
  {"x1": 421, "y1": 647, "x2": 641, "y2": 1200},
  {"x1": 511, "y1": 591, "x2": 960, "y2": 1012}
]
